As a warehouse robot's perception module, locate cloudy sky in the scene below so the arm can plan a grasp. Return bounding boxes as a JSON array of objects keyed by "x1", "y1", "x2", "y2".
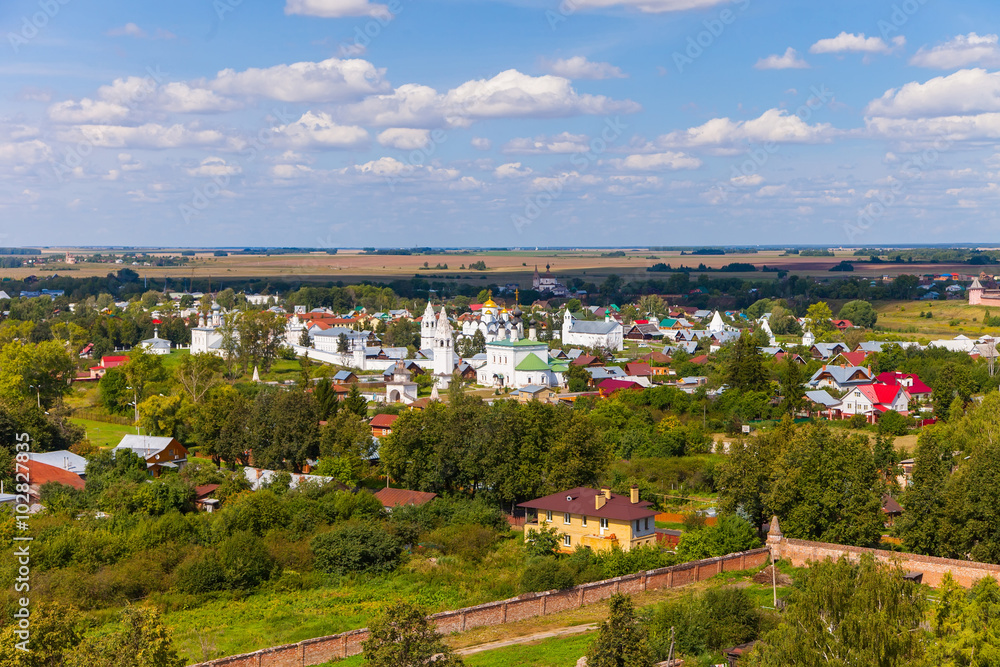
[{"x1": 2, "y1": 0, "x2": 1000, "y2": 247}]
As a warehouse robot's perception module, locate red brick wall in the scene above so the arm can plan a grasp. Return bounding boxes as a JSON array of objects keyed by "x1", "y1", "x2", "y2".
[
  {"x1": 187, "y1": 548, "x2": 769, "y2": 667},
  {"x1": 773, "y1": 537, "x2": 1000, "y2": 588}
]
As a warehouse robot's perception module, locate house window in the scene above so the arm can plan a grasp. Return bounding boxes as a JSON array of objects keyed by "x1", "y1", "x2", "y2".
[
  {"x1": 581, "y1": 516, "x2": 587, "y2": 527},
  {"x1": 564, "y1": 513, "x2": 571, "y2": 525},
  {"x1": 600, "y1": 518, "x2": 609, "y2": 530},
  {"x1": 634, "y1": 519, "x2": 640, "y2": 533},
  {"x1": 563, "y1": 535, "x2": 571, "y2": 547},
  {"x1": 546, "y1": 510, "x2": 552, "y2": 522},
  {"x1": 645, "y1": 517, "x2": 649, "y2": 531}
]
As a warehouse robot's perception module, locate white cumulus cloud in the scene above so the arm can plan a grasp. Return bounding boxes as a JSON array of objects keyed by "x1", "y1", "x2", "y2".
[
  {"x1": 810, "y1": 32, "x2": 903, "y2": 55},
  {"x1": 910, "y1": 33, "x2": 1000, "y2": 69},
  {"x1": 866, "y1": 69, "x2": 1000, "y2": 119},
  {"x1": 495, "y1": 162, "x2": 534, "y2": 178},
  {"x1": 502, "y1": 132, "x2": 591, "y2": 154},
  {"x1": 285, "y1": 0, "x2": 391, "y2": 19},
  {"x1": 186, "y1": 157, "x2": 242, "y2": 177},
  {"x1": 611, "y1": 151, "x2": 702, "y2": 170},
  {"x1": 377, "y1": 128, "x2": 431, "y2": 150},
  {"x1": 542, "y1": 56, "x2": 627, "y2": 80},
  {"x1": 341, "y1": 70, "x2": 639, "y2": 128},
  {"x1": 210, "y1": 57, "x2": 389, "y2": 103},
  {"x1": 658, "y1": 109, "x2": 835, "y2": 149},
  {"x1": 275, "y1": 111, "x2": 370, "y2": 149},
  {"x1": 755, "y1": 48, "x2": 809, "y2": 70}
]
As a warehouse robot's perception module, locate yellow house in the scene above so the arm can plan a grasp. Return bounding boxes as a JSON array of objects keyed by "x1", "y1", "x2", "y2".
[{"x1": 519, "y1": 486, "x2": 658, "y2": 553}]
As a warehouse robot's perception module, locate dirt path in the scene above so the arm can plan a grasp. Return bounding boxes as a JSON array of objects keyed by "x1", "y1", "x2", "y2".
[{"x1": 456, "y1": 623, "x2": 598, "y2": 655}]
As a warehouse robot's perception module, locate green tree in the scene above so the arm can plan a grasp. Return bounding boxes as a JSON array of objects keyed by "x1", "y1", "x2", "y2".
[
  {"x1": 927, "y1": 573, "x2": 1000, "y2": 665},
  {"x1": 545, "y1": 414, "x2": 612, "y2": 492},
  {"x1": 674, "y1": 515, "x2": 761, "y2": 561},
  {"x1": 216, "y1": 288, "x2": 236, "y2": 311},
  {"x1": 725, "y1": 331, "x2": 768, "y2": 392},
  {"x1": 175, "y1": 352, "x2": 224, "y2": 403},
  {"x1": 742, "y1": 555, "x2": 925, "y2": 667},
  {"x1": 122, "y1": 346, "x2": 167, "y2": 404},
  {"x1": 806, "y1": 301, "x2": 834, "y2": 334},
  {"x1": 344, "y1": 383, "x2": 368, "y2": 417},
  {"x1": 0, "y1": 602, "x2": 82, "y2": 666},
  {"x1": 566, "y1": 362, "x2": 592, "y2": 392},
  {"x1": 66, "y1": 606, "x2": 184, "y2": 667},
  {"x1": 338, "y1": 332, "x2": 349, "y2": 353},
  {"x1": 299, "y1": 326, "x2": 311, "y2": 347},
  {"x1": 586, "y1": 593, "x2": 653, "y2": 667},
  {"x1": 778, "y1": 355, "x2": 805, "y2": 414},
  {"x1": 766, "y1": 424, "x2": 884, "y2": 547},
  {"x1": 838, "y1": 299, "x2": 878, "y2": 328},
  {"x1": 311, "y1": 522, "x2": 404, "y2": 575},
  {"x1": 362, "y1": 602, "x2": 464, "y2": 667}
]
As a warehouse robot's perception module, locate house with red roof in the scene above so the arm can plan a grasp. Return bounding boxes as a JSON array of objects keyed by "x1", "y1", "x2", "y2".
[
  {"x1": 830, "y1": 350, "x2": 870, "y2": 367},
  {"x1": 597, "y1": 379, "x2": 643, "y2": 397},
  {"x1": 374, "y1": 487, "x2": 437, "y2": 511},
  {"x1": 831, "y1": 319, "x2": 855, "y2": 331},
  {"x1": 840, "y1": 383, "x2": 910, "y2": 422},
  {"x1": 24, "y1": 460, "x2": 85, "y2": 501},
  {"x1": 875, "y1": 372, "x2": 933, "y2": 401},
  {"x1": 370, "y1": 413, "x2": 399, "y2": 437},
  {"x1": 86, "y1": 355, "x2": 130, "y2": 380}
]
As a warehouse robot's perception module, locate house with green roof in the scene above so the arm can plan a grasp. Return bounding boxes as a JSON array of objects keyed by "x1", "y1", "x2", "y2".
[{"x1": 478, "y1": 338, "x2": 567, "y2": 389}]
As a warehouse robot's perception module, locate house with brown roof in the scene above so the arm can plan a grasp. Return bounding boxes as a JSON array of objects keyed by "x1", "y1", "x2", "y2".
[
  {"x1": 370, "y1": 413, "x2": 399, "y2": 437},
  {"x1": 624, "y1": 362, "x2": 653, "y2": 378},
  {"x1": 23, "y1": 460, "x2": 85, "y2": 502},
  {"x1": 518, "y1": 486, "x2": 657, "y2": 553},
  {"x1": 195, "y1": 484, "x2": 220, "y2": 512},
  {"x1": 374, "y1": 487, "x2": 437, "y2": 511}
]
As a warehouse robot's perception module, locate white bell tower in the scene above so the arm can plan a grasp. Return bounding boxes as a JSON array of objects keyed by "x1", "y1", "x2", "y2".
[
  {"x1": 420, "y1": 301, "x2": 436, "y2": 350},
  {"x1": 433, "y1": 306, "x2": 455, "y2": 386}
]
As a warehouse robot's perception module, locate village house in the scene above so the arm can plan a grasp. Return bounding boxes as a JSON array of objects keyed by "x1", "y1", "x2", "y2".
[
  {"x1": 807, "y1": 365, "x2": 874, "y2": 392},
  {"x1": 561, "y1": 309, "x2": 625, "y2": 351},
  {"x1": 839, "y1": 383, "x2": 910, "y2": 421},
  {"x1": 369, "y1": 413, "x2": 399, "y2": 437},
  {"x1": 374, "y1": 488, "x2": 437, "y2": 512},
  {"x1": 519, "y1": 486, "x2": 658, "y2": 553},
  {"x1": 113, "y1": 434, "x2": 189, "y2": 476}
]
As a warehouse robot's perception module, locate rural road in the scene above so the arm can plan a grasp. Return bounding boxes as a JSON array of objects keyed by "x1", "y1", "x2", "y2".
[{"x1": 456, "y1": 623, "x2": 598, "y2": 656}]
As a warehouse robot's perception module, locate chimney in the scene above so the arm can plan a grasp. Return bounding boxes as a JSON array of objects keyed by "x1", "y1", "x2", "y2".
[
  {"x1": 602, "y1": 487, "x2": 611, "y2": 500},
  {"x1": 595, "y1": 493, "x2": 606, "y2": 510},
  {"x1": 64, "y1": 457, "x2": 70, "y2": 470},
  {"x1": 630, "y1": 485, "x2": 639, "y2": 504}
]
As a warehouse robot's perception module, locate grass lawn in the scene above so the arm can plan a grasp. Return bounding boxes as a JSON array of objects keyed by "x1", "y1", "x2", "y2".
[
  {"x1": 163, "y1": 539, "x2": 526, "y2": 663},
  {"x1": 318, "y1": 632, "x2": 594, "y2": 667},
  {"x1": 875, "y1": 300, "x2": 999, "y2": 339},
  {"x1": 70, "y1": 418, "x2": 139, "y2": 448},
  {"x1": 464, "y1": 632, "x2": 595, "y2": 667}
]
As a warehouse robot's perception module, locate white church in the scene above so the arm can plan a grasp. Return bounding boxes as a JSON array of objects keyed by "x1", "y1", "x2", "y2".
[
  {"x1": 560, "y1": 309, "x2": 624, "y2": 351},
  {"x1": 420, "y1": 303, "x2": 457, "y2": 389}
]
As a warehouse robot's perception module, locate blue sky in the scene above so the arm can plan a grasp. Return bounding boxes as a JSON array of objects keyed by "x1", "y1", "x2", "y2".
[{"x1": 2, "y1": 0, "x2": 1000, "y2": 247}]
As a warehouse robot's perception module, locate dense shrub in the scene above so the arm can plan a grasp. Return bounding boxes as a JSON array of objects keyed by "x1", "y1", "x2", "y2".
[
  {"x1": 645, "y1": 587, "x2": 767, "y2": 659},
  {"x1": 175, "y1": 550, "x2": 226, "y2": 594},
  {"x1": 520, "y1": 556, "x2": 576, "y2": 592},
  {"x1": 424, "y1": 524, "x2": 499, "y2": 561},
  {"x1": 218, "y1": 531, "x2": 276, "y2": 590},
  {"x1": 310, "y1": 522, "x2": 404, "y2": 575},
  {"x1": 675, "y1": 515, "x2": 761, "y2": 562}
]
